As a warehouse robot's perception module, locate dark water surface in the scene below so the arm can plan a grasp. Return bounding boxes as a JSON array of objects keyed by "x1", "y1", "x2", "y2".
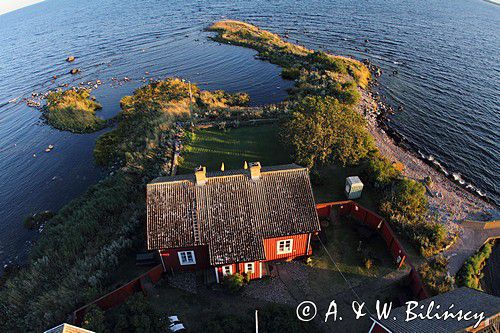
[{"x1": 0, "y1": 0, "x2": 498, "y2": 268}]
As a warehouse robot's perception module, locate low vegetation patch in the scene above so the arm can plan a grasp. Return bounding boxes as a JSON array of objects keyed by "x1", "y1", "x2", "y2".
[
  {"x1": 82, "y1": 294, "x2": 163, "y2": 333},
  {"x1": 197, "y1": 90, "x2": 249, "y2": 109},
  {"x1": 457, "y1": 240, "x2": 494, "y2": 291},
  {"x1": 23, "y1": 210, "x2": 54, "y2": 230},
  {"x1": 380, "y1": 178, "x2": 449, "y2": 257},
  {"x1": 94, "y1": 78, "x2": 250, "y2": 173},
  {"x1": 43, "y1": 88, "x2": 105, "y2": 133},
  {"x1": 0, "y1": 173, "x2": 144, "y2": 331},
  {"x1": 418, "y1": 255, "x2": 454, "y2": 296}
]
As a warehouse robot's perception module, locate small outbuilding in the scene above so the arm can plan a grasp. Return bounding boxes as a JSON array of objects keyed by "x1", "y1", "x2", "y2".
[{"x1": 345, "y1": 176, "x2": 364, "y2": 199}]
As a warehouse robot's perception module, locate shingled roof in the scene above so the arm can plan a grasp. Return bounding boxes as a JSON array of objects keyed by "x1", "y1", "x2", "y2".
[
  {"x1": 374, "y1": 287, "x2": 500, "y2": 333},
  {"x1": 146, "y1": 163, "x2": 320, "y2": 265}
]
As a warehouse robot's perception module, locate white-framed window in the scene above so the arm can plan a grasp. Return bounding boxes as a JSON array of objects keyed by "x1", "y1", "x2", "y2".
[
  {"x1": 244, "y1": 262, "x2": 255, "y2": 274},
  {"x1": 178, "y1": 250, "x2": 196, "y2": 265},
  {"x1": 222, "y1": 265, "x2": 233, "y2": 276},
  {"x1": 277, "y1": 239, "x2": 293, "y2": 254}
]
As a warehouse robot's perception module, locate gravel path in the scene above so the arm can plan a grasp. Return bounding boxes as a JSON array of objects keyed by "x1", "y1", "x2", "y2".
[{"x1": 167, "y1": 271, "x2": 198, "y2": 294}]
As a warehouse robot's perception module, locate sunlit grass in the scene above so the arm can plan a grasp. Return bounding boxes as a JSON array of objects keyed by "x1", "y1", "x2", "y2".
[
  {"x1": 44, "y1": 88, "x2": 104, "y2": 133},
  {"x1": 178, "y1": 123, "x2": 291, "y2": 173}
]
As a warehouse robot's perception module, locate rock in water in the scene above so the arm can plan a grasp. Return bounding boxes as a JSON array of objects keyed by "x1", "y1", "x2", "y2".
[
  {"x1": 66, "y1": 55, "x2": 75, "y2": 62},
  {"x1": 70, "y1": 68, "x2": 81, "y2": 75}
]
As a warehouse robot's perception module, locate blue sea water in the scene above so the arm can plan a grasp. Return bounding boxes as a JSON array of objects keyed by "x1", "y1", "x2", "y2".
[{"x1": 0, "y1": 0, "x2": 498, "y2": 268}]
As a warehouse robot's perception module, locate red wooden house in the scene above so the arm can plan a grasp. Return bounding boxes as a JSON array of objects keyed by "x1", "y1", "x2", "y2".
[{"x1": 146, "y1": 162, "x2": 320, "y2": 283}]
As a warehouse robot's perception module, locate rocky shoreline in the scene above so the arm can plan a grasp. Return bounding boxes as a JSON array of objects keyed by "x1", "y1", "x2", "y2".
[{"x1": 359, "y1": 66, "x2": 498, "y2": 226}]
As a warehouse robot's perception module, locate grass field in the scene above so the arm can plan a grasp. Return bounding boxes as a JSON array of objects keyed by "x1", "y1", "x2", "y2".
[{"x1": 178, "y1": 124, "x2": 291, "y2": 174}]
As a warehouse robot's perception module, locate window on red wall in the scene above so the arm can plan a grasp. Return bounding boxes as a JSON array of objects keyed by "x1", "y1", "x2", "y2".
[
  {"x1": 178, "y1": 251, "x2": 196, "y2": 265},
  {"x1": 277, "y1": 239, "x2": 293, "y2": 254},
  {"x1": 222, "y1": 265, "x2": 232, "y2": 276},
  {"x1": 244, "y1": 263, "x2": 254, "y2": 273}
]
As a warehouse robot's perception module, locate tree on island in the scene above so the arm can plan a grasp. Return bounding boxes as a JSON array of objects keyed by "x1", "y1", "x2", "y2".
[{"x1": 283, "y1": 95, "x2": 375, "y2": 168}]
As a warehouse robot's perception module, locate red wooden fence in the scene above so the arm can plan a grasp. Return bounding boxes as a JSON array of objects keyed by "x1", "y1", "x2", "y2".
[
  {"x1": 73, "y1": 264, "x2": 164, "y2": 325},
  {"x1": 316, "y1": 201, "x2": 429, "y2": 301}
]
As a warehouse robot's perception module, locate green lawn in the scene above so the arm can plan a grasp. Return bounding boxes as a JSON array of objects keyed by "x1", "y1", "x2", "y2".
[{"x1": 178, "y1": 124, "x2": 291, "y2": 174}]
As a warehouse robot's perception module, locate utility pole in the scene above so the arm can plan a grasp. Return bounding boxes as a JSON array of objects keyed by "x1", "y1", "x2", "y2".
[{"x1": 255, "y1": 309, "x2": 259, "y2": 333}]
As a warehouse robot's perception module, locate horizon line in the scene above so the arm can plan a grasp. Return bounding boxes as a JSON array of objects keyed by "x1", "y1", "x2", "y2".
[{"x1": 0, "y1": 0, "x2": 46, "y2": 17}]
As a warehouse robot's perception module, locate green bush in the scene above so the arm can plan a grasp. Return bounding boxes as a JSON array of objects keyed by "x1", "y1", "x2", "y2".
[
  {"x1": 222, "y1": 273, "x2": 247, "y2": 293},
  {"x1": 93, "y1": 131, "x2": 121, "y2": 167},
  {"x1": 380, "y1": 179, "x2": 448, "y2": 256},
  {"x1": 418, "y1": 256, "x2": 454, "y2": 296},
  {"x1": 306, "y1": 51, "x2": 348, "y2": 74},
  {"x1": 457, "y1": 241, "x2": 494, "y2": 290},
  {"x1": 281, "y1": 67, "x2": 301, "y2": 80},
  {"x1": 82, "y1": 294, "x2": 163, "y2": 333},
  {"x1": 82, "y1": 305, "x2": 108, "y2": 333},
  {"x1": 365, "y1": 155, "x2": 401, "y2": 188}
]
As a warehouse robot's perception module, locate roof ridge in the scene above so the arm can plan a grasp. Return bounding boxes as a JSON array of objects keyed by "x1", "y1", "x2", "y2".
[{"x1": 149, "y1": 163, "x2": 307, "y2": 185}]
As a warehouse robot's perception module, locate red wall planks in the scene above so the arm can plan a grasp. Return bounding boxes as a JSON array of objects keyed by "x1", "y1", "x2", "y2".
[
  {"x1": 263, "y1": 233, "x2": 310, "y2": 261},
  {"x1": 215, "y1": 261, "x2": 262, "y2": 282},
  {"x1": 159, "y1": 245, "x2": 209, "y2": 271}
]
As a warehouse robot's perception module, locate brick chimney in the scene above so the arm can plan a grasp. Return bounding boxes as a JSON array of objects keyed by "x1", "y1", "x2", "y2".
[
  {"x1": 194, "y1": 166, "x2": 207, "y2": 186},
  {"x1": 248, "y1": 162, "x2": 261, "y2": 180}
]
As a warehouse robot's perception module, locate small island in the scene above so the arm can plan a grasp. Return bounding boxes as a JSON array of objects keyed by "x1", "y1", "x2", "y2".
[{"x1": 43, "y1": 88, "x2": 105, "y2": 133}]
